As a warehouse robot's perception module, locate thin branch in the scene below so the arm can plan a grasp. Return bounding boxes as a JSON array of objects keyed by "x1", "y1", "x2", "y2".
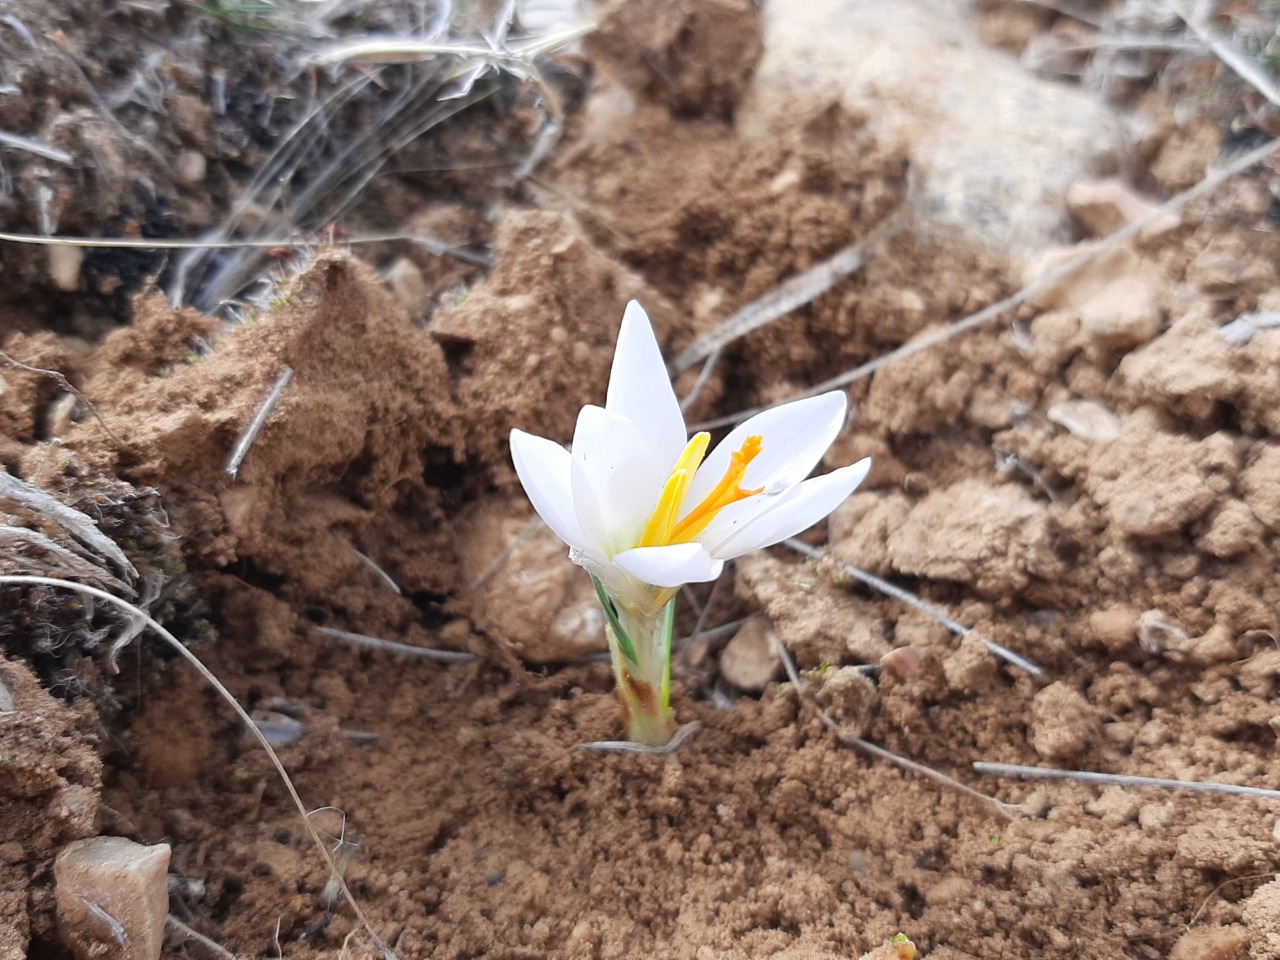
[
  {"x1": 0, "y1": 229, "x2": 490, "y2": 260},
  {"x1": 783, "y1": 539, "x2": 1043, "y2": 676},
  {"x1": 972, "y1": 761, "x2": 1280, "y2": 800},
  {"x1": 225, "y1": 367, "x2": 293, "y2": 481},
  {"x1": 315, "y1": 625, "x2": 478, "y2": 663},
  {"x1": 349, "y1": 545, "x2": 402, "y2": 596},
  {"x1": 691, "y1": 135, "x2": 1280, "y2": 432},
  {"x1": 166, "y1": 916, "x2": 239, "y2": 960},
  {"x1": 0, "y1": 129, "x2": 73, "y2": 165},
  {"x1": 577, "y1": 721, "x2": 702, "y2": 754}
]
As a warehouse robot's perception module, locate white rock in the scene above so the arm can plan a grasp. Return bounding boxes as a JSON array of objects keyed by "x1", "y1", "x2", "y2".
[
  {"x1": 737, "y1": 0, "x2": 1125, "y2": 259},
  {"x1": 47, "y1": 245, "x2": 83, "y2": 292},
  {"x1": 174, "y1": 149, "x2": 207, "y2": 186},
  {"x1": 459, "y1": 507, "x2": 606, "y2": 663},
  {"x1": 719, "y1": 614, "x2": 781, "y2": 692},
  {"x1": 1046, "y1": 399, "x2": 1122, "y2": 441},
  {"x1": 55, "y1": 836, "x2": 171, "y2": 960}
]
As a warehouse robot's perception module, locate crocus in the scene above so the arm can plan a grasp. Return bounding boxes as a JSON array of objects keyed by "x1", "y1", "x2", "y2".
[{"x1": 511, "y1": 301, "x2": 870, "y2": 745}]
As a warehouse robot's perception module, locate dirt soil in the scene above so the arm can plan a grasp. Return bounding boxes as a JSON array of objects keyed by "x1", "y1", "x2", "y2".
[{"x1": 3, "y1": 0, "x2": 1280, "y2": 958}]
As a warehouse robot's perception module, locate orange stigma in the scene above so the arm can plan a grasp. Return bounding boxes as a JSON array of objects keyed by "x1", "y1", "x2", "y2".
[{"x1": 638, "y1": 434, "x2": 764, "y2": 548}]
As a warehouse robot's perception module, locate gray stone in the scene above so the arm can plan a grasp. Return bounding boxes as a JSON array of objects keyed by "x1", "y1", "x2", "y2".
[{"x1": 737, "y1": 0, "x2": 1126, "y2": 259}]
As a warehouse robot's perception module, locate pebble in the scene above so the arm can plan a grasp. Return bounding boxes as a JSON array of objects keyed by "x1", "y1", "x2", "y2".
[
  {"x1": 1135, "y1": 609, "x2": 1189, "y2": 656},
  {"x1": 719, "y1": 615, "x2": 782, "y2": 692},
  {"x1": 1029, "y1": 682, "x2": 1100, "y2": 762},
  {"x1": 55, "y1": 837, "x2": 171, "y2": 960},
  {"x1": 47, "y1": 245, "x2": 83, "y2": 292},
  {"x1": 1046, "y1": 398, "x2": 1122, "y2": 441},
  {"x1": 462, "y1": 514, "x2": 605, "y2": 664},
  {"x1": 174, "y1": 149, "x2": 207, "y2": 186},
  {"x1": 1242, "y1": 445, "x2": 1280, "y2": 531},
  {"x1": 383, "y1": 256, "x2": 431, "y2": 319},
  {"x1": 1169, "y1": 925, "x2": 1250, "y2": 960},
  {"x1": 1065, "y1": 177, "x2": 1179, "y2": 239},
  {"x1": 813, "y1": 666, "x2": 878, "y2": 736}
]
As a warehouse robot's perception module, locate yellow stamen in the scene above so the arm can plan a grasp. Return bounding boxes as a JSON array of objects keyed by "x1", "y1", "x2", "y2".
[
  {"x1": 638, "y1": 432, "x2": 710, "y2": 547},
  {"x1": 638, "y1": 433, "x2": 766, "y2": 550},
  {"x1": 670, "y1": 435, "x2": 764, "y2": 543}
]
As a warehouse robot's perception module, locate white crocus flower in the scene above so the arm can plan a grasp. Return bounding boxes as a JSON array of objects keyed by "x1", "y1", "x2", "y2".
[
  {"x1": 511, "y1": 301, "x2": 870, "y2": 603},
  {"x1": 509, "y1": 301, "x2": 870, "y2": 745}
]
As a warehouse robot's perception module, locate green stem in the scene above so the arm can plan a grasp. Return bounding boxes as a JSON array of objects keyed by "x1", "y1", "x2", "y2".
[{"x1": 599, "y1": 594, "x2": 677, "y2": 747}]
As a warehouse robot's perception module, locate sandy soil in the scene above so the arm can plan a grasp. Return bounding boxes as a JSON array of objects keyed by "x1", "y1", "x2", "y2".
[{"x1": 2, "y1": 1, "x2": 1280, "y2": 958}]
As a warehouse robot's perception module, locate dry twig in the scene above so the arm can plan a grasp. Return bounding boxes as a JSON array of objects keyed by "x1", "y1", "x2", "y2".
[{"x1": 972, "y1": 761, "x2": 1280, "y2": 800}]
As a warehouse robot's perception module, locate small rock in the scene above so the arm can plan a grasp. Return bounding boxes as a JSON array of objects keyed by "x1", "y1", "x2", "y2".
[
  {"x1": 941, "y1": 633, "x2": 997, "y2": 695},
  {"x1": 1084, "y1": 424, "x2": 1220, "y2": 538},
  {"x1": 1029, "y1": 682, "x2": 1100, "y2": 762},
  {"x1": 1188, "y1": 235, "x2": 1278, "y2": 300},
  {"x1": 1138, "y1": 801, "x2": 1175, "y2": 831},
  {"x1": 1186, "y1": 624, "x2": 1238, "y2": 667},
  {"x1": 1178, "y1": 827, "x2": 1273, "y2": 873},
  {"x1": 458, "y1": 506, "x2": 605, "y2": 663},
  {"x1": 1065, "y1": 177, "x2": 1179, "y2": 239},
  {"x1": 1242, "y1": 445, "x2": 1280, "y2": 531},
  {"x1": 1046, "y1": 398, "x2": 1121, "y2": 441},
  {"x1": 830, "y1": 491, "x2": 913, "y2": 576},
  {"x1": 734, "y1": 554, "x2": 890, "y2": 667},
  {"x1": 383, "y1": 257, "x2": 431, "y2": 319},
  {"x1": 737, "y1": 0, "x2": 1124, "y2": 256},
  {"x1": 55, "y1": 837, "x2": 171, "y2": 960},
  {"x1": 1086, "y1": 606, "x2": 1138, "y2": 655},
  {"x1": 884, "y1": 478, "x2": 1060, "y2": 598},
  {"x1": 1150, "y1": 117, "x2": 1221, "y2": 192},
  {"x1": 719, "y1": 615, "x2": 781, "y2": 692},
  {"x1": 1119, "y1": 305, "x2": 1240, "y2": 421},
  {"x1": 1084, "y1": 786, "x2": 1139, "y2": 825},
  {"x1": 1136, "y1": 609, "x2": 1190, "y2": 656},
  {"x1": 1199, "y1": 500, "x2": 1264, "y2": 558},
  {"x1": 1169, "y1": 925, "x2": 1249, "y2": 960},
  {"x1": 1245, "y1": 879, "x2": 1280, "y2": 960},
  {"x1": 1025, "y1": 244, "x2": 1164, "y2": 356},
  {"x1": 813, "y1": 666, "x2": 878, "y2": 736},
  {"x1": 174, "y1": 149, "x2": 207, "y2": 186},
  {"x1": 47, "y1": 245, "x2": 83, "y2": 292},
  {"x1": 879, "y1": 646, "x2": 924, "y2": 678}
]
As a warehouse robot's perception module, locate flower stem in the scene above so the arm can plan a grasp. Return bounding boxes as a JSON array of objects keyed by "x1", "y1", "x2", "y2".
[{"x1": 600, "y1": 594, "x2": 677, "y2": 747}]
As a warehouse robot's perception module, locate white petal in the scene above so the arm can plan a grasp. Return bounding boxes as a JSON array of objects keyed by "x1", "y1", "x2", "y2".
[
  {"x1": 510, "y1": 429, "x2": 587, "y2": 550},
  {"x1": 605, "y1": 301, "x2": 687, "y2": 471},
  {"x1": 683, "y1": 392, "x2": 848, "y2": 512},
  {"x1": 710, "y1": 459, "x2": 872, "y2": 558},
  {"x1": 570, "y1": 405, "x2": 669, "y2": 556},
  {"x1": 613, "y1": 543, "x2": 724, "y2": 588}
]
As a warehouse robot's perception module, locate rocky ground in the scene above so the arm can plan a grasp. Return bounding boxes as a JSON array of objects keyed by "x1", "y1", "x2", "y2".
[{"x1": 2, "y1": 0, "x2": 1280, "y2": 958}]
